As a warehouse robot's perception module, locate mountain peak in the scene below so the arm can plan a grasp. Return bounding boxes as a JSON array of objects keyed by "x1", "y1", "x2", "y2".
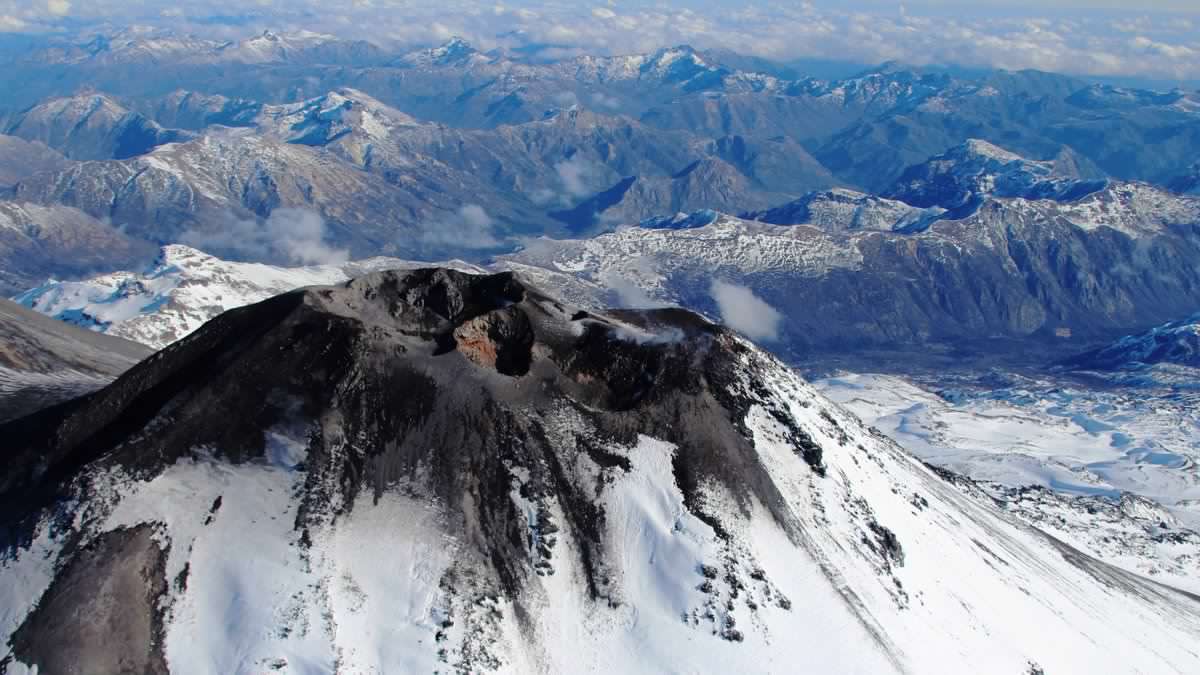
[
  {"x1": 886, "y1": 141, "x2": 1108, "y2": 209},
  {"x1": 5, "y1": 267, "x2": 1200, "y2": 673},
  {"x1": 426, "y1": 36, "x2": 479, "y2": 64},
  {"x1": 960, "y1": 138, "x2": 1024, "y2": 162},
  {"x1": 1063, "y1": 311, "x2": 1200, "y2": 371}
]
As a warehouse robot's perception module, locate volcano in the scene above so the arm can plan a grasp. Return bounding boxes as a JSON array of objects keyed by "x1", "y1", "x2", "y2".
[{"x1": 1, "y1": 269, "x2": 1197, "y2": 674}]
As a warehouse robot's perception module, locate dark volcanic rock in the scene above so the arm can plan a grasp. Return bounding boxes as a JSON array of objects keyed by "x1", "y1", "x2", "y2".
[
  {"x1": 3, "y1": 267, "x2": 1199, "y2": 672},
  {"x1": 7, "y1": 525, "x2": 169, "y2": 675},
  {"x1": 0, "y1": 268, "x2": 815, "y2": 623}
]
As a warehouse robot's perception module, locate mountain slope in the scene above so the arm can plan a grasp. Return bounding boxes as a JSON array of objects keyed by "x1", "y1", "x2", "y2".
[
  {"x1": 1063, "y1": 312, "x2": 1200, "y2": 371},
  {"x1": 0, "y1": 136, "x2": 68, "y2": 189},
  {"x1": 885, "y1": 139, "x2": 1108, "y2": 209},
  {"x1": 505, "y1": 189, "x2": 1200, "y2": 356},
  {"x1": 0, "y1": 200, "x2": 149, "y2": 296},
  {"x1": 4, "y1": 93, "x2": 193, "y2": 160},
  {"x1": 1, "y1": 269, "x2": 1197, "y2": 673},
  {"x1": 8, "y1": 88, "x2": 837, "y2": 261},
  {"x1": 14, "y1": 245, "x2": 489, "y2": 349},
  {"x1": 816, "y1": 369, "x2": 1200, "y2": 593},
  {"x1": 8, "y1": 128, "x2": 546, "y2": 257},
  {"x1": 0, "y1": 298, "x2": 150, "y2": 422}
]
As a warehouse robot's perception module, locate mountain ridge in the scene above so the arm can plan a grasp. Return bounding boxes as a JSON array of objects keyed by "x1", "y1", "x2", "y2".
[{"x1": 2, "y1": 268, "x2": 1198, "y2": 673}]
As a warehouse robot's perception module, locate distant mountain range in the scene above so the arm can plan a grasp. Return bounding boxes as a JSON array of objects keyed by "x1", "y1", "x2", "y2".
[
  {"x1": 1063, "y1": 312, "x2": 1200, "y2": 371},
  {"x1": 0, "y1": 33, "x2": 1197, "y2": 360},
  {"x1": 18, "y1": 144, "x2": 1200, "y2": 359},
  {"x1": 4, "y1": 28, "x2": 1200, "y2": 675},
  {"x1": 1, "y1": 33, "x2": 1196, "y2": 190}
]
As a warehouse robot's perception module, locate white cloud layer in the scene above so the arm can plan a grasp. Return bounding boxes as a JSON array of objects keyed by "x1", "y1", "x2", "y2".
[
  {"x1": 710, "y1": 279, "x2": 782, "y2": 342},
  {"x1": 414, "y1": 203, "x2": 503, "y2": 250},
  {"x1": 182, "y1": 208, "x2": 350, "y2": 265},
  {"x1": 0, "y1": 2, "x2": 1196, "y2": 80}
]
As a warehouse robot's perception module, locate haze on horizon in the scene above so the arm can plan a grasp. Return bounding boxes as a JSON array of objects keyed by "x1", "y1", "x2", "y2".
[{"x1": 0, "y1": 0, "x2": 1196, "y2": 83}]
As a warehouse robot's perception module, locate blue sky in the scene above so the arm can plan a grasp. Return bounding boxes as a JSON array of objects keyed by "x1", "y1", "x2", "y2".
[{"x1": 0, "y1": 1, "x2": 1196, "y2": 82}]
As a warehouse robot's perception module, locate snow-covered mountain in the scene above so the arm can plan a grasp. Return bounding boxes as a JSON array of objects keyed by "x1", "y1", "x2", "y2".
[
  {"x1": 1063, "y1": 312, "x2": 1200, "y2": 371},
  {"x1": 393, "y1": 36, "x2": 489, "y2": 69},
  {"x1": 7, "y1": 125, "x2": 545, "y2": 256},
  {"x1": 0, "y1": 200, "x2": 148, "y2": 296},
  {"x1": 3, "y1": 86, "x2": 841, "y2": 262},
  {"x1": 28, "y1": 29, "x2": 387, "y2": 68},
  {"x1": 16, "y1": 161, "x2": 1200, "y2": 355},
  {"x1": 743, "y1": 188, "x2": 946, "y2": 233},
  {"x1": 884, "y1": 139, "x2": 1108, "y2": 210},
  {"x1": 14, "y1": 245, "x2": 488, "y2": 349},
  {"x1": 0, "y1": 297, "x2": 150, "y2": 423},
  {"x1": 816, "y1": 370, "x2": 1200, "y2": 590},
  {"x1": 5, "y1": 32, "x2": 1197, "y2": 195},
  {"x1": 2, "y1": 269, "x2": 1197, "y2": 673},
  {"x1": 3, "y1": 93, "x2": 193, "y2": 160},
  {"x1": 254, "y1": 88, "x2": 421, "y2": 148},
  {"x1": 503, "y1": 188, "x2": 1200, "y2": 351}
]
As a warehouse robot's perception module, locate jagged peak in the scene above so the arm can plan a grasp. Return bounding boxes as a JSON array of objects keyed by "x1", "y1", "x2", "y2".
[{"x1": 427, "y1": 36, "x2": 479, "y2": 62}]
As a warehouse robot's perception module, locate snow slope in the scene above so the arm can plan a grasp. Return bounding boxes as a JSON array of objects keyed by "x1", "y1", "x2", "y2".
[
  {"x1": 2, "y1": 270, "x2": 1198, "y2": 673},
  {"x1": 15, "y1": 244, "x2": 485, "y2": 348},
  {"x1": 1064, "y1": 311, "x2": 1200, "y2": 371},
  {"x1": 816, "y1": 371, "x2": 1200, "y2": 593}
]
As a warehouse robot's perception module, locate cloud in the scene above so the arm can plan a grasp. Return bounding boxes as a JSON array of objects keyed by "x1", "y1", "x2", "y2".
[
  {"x1": 551, "y1": 90, "x2": 579, "y2": 107},
  {"x1": 709, "y1": 279, "x2": 782, "y2": 342},
  {"x1": 589, "y1": 91, "x2": 620, "y2": 109},
  {"x1": 414, "y1": 203, "x2": 503, "y2": 250},
  {"x1": 0, "y1": 14, "x2": 26, "y2": 30},
  {"x1": 459, "y1": 203, "x2": 492, "y2": 229},
  {"x1": 2, "y1": 2, "x2": 1199, "y2": 81},
  {"x1": 555, "y1": 154, "x2": 605, "y2": 199},
  {"x1": 181, "y1": 208, "x2": 350, "y2": 265},
  {"x1": 601, "y1": 272, "x2": 667, "y2": 308}
]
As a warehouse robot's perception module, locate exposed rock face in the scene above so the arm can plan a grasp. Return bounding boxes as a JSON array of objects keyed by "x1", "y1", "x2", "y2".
[
  {"x1": 2, "y1": 268, "x2": 1199, "y2": 673},
  {"x1": 7, "y1": 525, "x2": 169, "y2": 674}
]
